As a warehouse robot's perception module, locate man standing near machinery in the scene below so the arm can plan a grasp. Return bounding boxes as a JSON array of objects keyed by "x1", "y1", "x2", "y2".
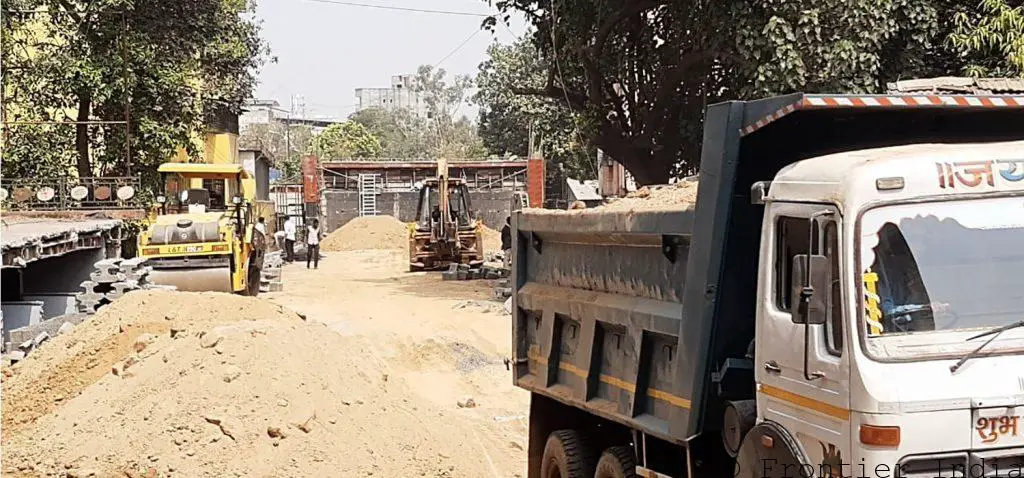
[
  {"x1": 283, "y1": 216, "x2": 296, "y2": 263},
  {"x1": 500, "y1": 216, "x2": 512, "y2": 268},
  {"x1": 306, "y1": 219, "x2": 322, "y2": 269}
]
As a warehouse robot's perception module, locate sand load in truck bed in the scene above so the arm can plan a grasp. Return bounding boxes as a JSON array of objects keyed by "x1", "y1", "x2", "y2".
[{"x1": 528, "y1": 179, "x2": 699, "y2": 216}]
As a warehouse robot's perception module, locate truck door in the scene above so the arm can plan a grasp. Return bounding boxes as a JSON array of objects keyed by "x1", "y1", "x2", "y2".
[{"x1": 756, "y1": 202, "x2": 851, "y2": 477}]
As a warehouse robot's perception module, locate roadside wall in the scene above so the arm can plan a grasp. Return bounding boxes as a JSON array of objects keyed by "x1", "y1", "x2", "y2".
[{"x1": 323, "y1": 190, "x2": 512, "y2": 232}]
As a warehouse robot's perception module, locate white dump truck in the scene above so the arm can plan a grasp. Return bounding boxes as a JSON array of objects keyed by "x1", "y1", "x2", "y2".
[{"x1": 511, "y1": 93, "x2": 1024, "y2": 478}]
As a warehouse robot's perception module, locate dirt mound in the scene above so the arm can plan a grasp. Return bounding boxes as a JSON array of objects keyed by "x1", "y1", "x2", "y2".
[
  {"x1": 481, "y1": 225, "x2": 502, "y2": 253},
  {"x1": 321, "y1": 215, "x2": 409, "y2": 252},
  {"x1": 1, "y1": 287, "x2": 513, "y2": 478}
]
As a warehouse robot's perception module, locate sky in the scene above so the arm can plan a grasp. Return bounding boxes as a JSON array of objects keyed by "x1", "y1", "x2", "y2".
[{"x1": 252, "y1": 0, "x2": 529, "y2": 122}]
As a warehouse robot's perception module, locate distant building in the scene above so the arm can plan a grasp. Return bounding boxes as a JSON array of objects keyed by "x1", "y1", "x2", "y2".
[
  {"x1": 354, "y1": 74, "x2": 430, "y2": 117},
  {"x1": 239, "y1": 99, "x2": 341, "y2": 135}
]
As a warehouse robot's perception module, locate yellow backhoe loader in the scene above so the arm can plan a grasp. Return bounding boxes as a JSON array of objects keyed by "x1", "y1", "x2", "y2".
[
  {"x1": 408, "y1": 158, "x2": 483, "y2": 271},
  {"x1": 137, "y1": 162, "x2": 265, "y2": 294}
]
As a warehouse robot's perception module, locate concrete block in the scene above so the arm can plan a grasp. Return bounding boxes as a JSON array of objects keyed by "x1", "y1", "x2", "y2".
[
  {"x1": 457, "y1": 270, "x2": 468, "y2": 280},
  {"x1": 457, "y1": 263, "x2": 471, "y2": 271},
  {"x1": 492, "y1": 287, "x2": 512, "y2": 300},
  {"x1": 441, "y1": 271, "x2": 458, "y2": 281},
  {"x1": 57, "y1": 321, "x2": 75, "y2": 335},
  {"x1": 503, "y1": 297, "x2": 513, "y2": 315},
  {"x1": 266, "y1": 281, "x2": 283, "y2": 292},
  {"x1": 33, "y1": 331, "x2": 49, "y2": 347},
  {"x1": 261, "y1": 268, "x2": 282, "y2": 280},
  {"x1": 90, "y1": 271, "x2": 126, "y2": 283},
  {"x1": 80, "y1": 281, "x2": 98, "y2": 293},
  {"x1": 496, "y1": 279, "x2": 510, "y2": 288},
  {"x1": 2, "y1": 301, "x2": 45, "y2": 346},
  {"x1": 118, "y1": 257, "x2": 148, "y2": 269},
  {"x1": 111, "y1": 280, "x2": 140, "y2": 293},
  {"x1": 23, "y1": 294, "x2": 77, "y2": 319},
  {"x1": 8, "y1": 350, "x2": 25, "y2": 363}
]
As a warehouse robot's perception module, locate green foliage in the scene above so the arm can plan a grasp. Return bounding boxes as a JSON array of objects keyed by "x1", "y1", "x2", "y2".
[
  {"x1": 349, "y1": 107, "x2": 431, "y2": 158},
  {"x1": 1, "y1": 0, "x2": 270, "y2": 189},
  {"x1": 346, "y1": 65, "x2": 489, "y2": 159},
  {"x1": 473, "y1": 38, "x2": 593, "y2": 179},
  {"x1": 951, "y1": 0, "x2": 1024, "y2": 77},
  {"x1": 486, "y1": 0, "x2": 977, "y2": 184},
  {"x1": 238, "y1": 121, "x2": 313, "y2": 180},
  {"x1": 310, "y1": 122, "x2": 382, "y2": 160}
]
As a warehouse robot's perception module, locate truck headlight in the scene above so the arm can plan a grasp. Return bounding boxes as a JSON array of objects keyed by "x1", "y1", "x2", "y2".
[
  {"x1": 156, "y1": 195, "x2": 166, "y2": 204},
  {"x1": 232, "y1": 195, "x2": 242, "y2": 205}
]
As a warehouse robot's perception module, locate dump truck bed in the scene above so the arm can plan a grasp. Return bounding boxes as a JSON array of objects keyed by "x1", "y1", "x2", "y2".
[{"x1": 512, "y1": 207, "x2": 697, "y2": 444}]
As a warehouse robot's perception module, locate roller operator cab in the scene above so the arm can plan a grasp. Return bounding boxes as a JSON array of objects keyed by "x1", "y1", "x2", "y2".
[
  {"x1": 511, "y1": 94, "x2": 1024, "y2": 478},
  {"x1": 138, "y1": 163, "x2": 265, "y2": 295}
]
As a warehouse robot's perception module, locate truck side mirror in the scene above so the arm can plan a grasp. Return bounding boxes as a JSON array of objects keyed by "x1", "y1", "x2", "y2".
[{"x1": 791, "y1": 254, "x2": 830, "y2": 325}]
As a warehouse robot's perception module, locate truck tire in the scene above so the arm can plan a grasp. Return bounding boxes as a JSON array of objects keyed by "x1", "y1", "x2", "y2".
[
  {"x1": 734, "y1": 421, "x2": 808, "y2": 478},
  {"x1": 541, "y1": 429, "x2": 597, "y2": 478},
  {"x1": 594, "y1": 446, "x2": 637, "y2": 478}
]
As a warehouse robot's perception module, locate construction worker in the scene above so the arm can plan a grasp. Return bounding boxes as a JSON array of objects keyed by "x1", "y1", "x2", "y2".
[
  {"x1": 501, "y1": 216, "x2": 512, "y2": 268},
  {"x1": 283, "y1": 217, "x2": 296, "y2": 263},
  {"x1": 306, "y1": 219, "x2": 322, "y2": 269},
  {"x1": 255, "y1": 216, "x2": 267, "y2": 236}
]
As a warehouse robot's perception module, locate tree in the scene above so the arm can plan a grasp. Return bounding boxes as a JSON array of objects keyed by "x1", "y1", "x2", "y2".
[
  {"x1": 485, "y1": 0, "x2": 971, "y2": 184},
  {"x1": 474, "y1": 38, "x2": 593, "y2": 179},
  {"x1": 1, "y1": 0, "x2": 269, "y2": 186},
  {"x1": 349, "y1": 107, "x2": 431, "y2": 158},
  {"x1": 414, "y1": 65, "x2": 488, "y2": 158},
  {"x1": 310, "y1": 121, "x2": 382, "y2": 160},
  {"x1": 238, "y1": 121, "x2": 313, "y2": 179},
  {"x1": 951, "y1": 0, "x2": 1024, "y2": 77},
  {"x1": 346, "y1": 65, "x2": 489, "y2": 159}
]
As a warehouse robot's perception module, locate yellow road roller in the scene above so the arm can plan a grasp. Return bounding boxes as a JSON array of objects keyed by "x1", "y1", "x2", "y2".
[{"x1": 138, "y1": 162, "x2": 265, "y2": 295}]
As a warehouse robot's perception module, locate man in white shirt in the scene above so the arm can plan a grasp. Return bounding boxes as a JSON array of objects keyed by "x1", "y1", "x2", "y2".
[
  {"x1": 255, "y1": 216, "x2": 267, "y2": 235},
  {"x1": 306, "y1": 219, "x2": 322, "y2": 269},
  {"x1": 283, "y1": 217, "x2": 296, "y2": 262}
]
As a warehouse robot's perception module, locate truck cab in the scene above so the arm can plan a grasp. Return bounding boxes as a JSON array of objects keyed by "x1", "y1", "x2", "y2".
[
  {"x1": 752, "y1": 141, "x2": 1024, "y2": 478},
  {"x1": 511, "y1": 93, "x2": 1024, "y2": 478}
]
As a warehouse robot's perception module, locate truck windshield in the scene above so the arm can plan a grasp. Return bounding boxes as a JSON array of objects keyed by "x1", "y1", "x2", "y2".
[{"x1": 859, "y1": 197, "x2": 1024, "y2": 357}]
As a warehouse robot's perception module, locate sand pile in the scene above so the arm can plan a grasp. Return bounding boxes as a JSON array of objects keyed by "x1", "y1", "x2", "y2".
[
  {"x1": 320, "y1": 215, "x2": 409, "y2": 252},
  {"x1": 1, "y1": 290, "x2": 458, "y2": 478},
  {"x1": 481, "y1": 225, "x2": 502, "y2": 253}
]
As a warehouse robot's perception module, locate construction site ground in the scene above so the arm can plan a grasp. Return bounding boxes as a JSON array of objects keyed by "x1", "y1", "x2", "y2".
[{"x1": 2, "y1": 247, "x2": 528, "y2": 477}]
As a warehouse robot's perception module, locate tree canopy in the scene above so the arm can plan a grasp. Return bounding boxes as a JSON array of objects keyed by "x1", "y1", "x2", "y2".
[
  {"x1": 473, "y1": 38, "x2": 593, "y2": 179},
  {"x1": 1, "y1": 0, "x2": 269, "y2": 185},
  {"x1": 483, "y1": 0, "x2": 1014, "y2": 184},
  {"x1": 310, "y1": 122, "x2": 382, "y2": 160}
]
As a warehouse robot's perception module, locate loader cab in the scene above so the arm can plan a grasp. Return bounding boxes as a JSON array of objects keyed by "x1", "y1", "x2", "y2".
[{"x1": 414, "y1": 179, "x2": 475, "y2": 230}]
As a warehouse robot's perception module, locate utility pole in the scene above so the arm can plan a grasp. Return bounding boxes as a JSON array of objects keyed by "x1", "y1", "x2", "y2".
[{"x1": 285, "y1": 95, "x2": 293, "y2": 179}]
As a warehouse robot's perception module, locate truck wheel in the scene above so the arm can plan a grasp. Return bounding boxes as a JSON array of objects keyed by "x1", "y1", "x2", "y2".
[
  {"x1": 541, "y1": 430, "x2": 597, "y2": 478},
  {"x1": 594, "y1": 446, "x2": 637, "y2": 478}
]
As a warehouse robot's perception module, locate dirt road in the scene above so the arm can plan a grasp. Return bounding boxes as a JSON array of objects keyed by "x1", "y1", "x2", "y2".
[
  {"x1": 2, "y1": 249, "x2": 528, "y2": 477},
  {"x1": 266, "y1": 250, "x2": 530, "y2": 476}
]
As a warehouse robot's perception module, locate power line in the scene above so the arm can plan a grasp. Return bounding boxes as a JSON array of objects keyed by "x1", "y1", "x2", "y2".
[
  {"x1": 301, "y1": 0, "x2": 490, "y2": 17},
  {"x1": 434, "y1": 29, "x2": 482, "y2": 68}
]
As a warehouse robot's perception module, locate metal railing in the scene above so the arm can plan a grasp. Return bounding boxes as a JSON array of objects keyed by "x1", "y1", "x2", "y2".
[{"x1": 0, "y1": 176, "x2": 143, "y2": 210}]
